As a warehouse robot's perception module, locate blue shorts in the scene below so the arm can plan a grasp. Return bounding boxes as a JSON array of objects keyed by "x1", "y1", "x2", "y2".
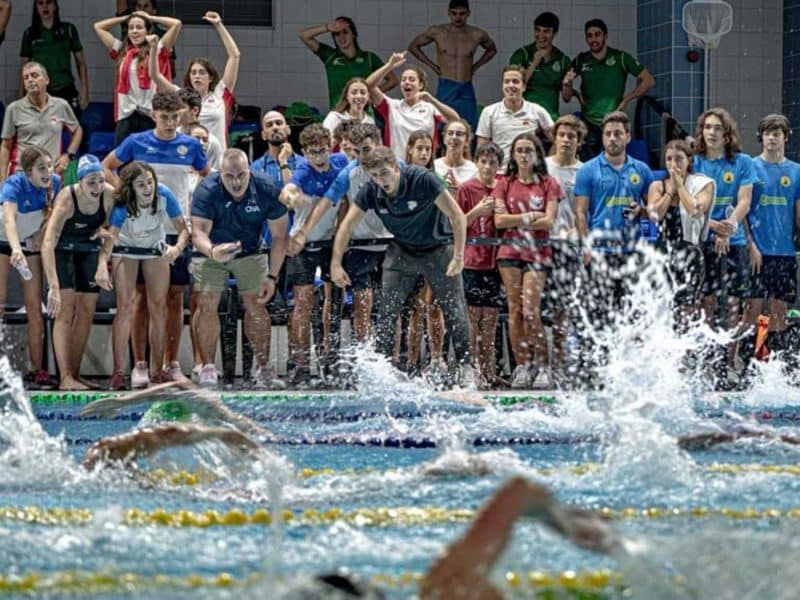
[{"x1": 436, "y1": 78, "x2": 477, "y2": 130}]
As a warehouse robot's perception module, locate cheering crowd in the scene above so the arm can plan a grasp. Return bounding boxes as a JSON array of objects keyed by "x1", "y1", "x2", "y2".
[{"x1": 0, "y1": 1, "x2": 798, "y2": 392}]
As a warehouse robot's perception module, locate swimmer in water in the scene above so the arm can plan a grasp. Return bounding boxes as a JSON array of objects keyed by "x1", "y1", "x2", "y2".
[
  {"x1": 81, "y1": 422, "x2": 260, "y2": 471},
  {"x1": 678, "y1": 419, "x2": 800, "y2": 450},
  {"x1": 420, "y1": 477, "x2": 620, "y2": 599}
]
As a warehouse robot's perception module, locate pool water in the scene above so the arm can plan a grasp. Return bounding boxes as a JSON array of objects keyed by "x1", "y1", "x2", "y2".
[{"x1": 3, "y1": 385, "x2": 800, "y2": 599}]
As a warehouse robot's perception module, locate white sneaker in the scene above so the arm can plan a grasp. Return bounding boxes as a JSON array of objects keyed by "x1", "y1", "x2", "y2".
[
  {"x1": 131, "y1": 362, "x2": 150, "y2": 389},
  {"x1": 166, "y1": 361, "x2": 189, "y2": 382},
  {"x1": 510, "y1": 364, "x2": 531, "y2": 389},
  {"x1": 191, "y1": 364, "x2": 202, "y2": 383},
  {"x1": 198, "y1": 363, "x2": 218, "y2": 387}
]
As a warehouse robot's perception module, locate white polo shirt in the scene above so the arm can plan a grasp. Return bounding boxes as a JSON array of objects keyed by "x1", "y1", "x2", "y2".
[{"x1": 476, "y1": 99, "x2": 554, "y2": 168}]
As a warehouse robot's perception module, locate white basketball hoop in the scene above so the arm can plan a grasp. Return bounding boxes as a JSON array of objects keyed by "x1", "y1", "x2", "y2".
[
  {"x1": 682, "y1": 0, "x2": 733, "y2": 49},
  {"x1": 681, "y1": 0, "x2": 733, "y2": 110}
]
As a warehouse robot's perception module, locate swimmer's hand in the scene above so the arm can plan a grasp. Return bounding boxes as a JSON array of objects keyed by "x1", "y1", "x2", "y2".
[{"x1": 80, "y1": 396, "x2": 132, "y2": 418}]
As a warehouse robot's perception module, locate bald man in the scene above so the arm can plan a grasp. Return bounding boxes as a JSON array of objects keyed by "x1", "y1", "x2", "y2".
[{"x1": 191, "y1": 148, "x2": 290, "y2": 388}]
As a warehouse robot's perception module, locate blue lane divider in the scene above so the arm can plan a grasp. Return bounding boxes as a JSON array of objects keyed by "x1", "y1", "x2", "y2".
[{"x1": 63, "y1": 434, "x2": 601, "y2": 447}]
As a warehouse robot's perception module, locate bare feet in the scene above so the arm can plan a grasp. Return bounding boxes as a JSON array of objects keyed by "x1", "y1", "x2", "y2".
[{"x1": 60, "y1": 376, "x2": 89, "y2": 391}]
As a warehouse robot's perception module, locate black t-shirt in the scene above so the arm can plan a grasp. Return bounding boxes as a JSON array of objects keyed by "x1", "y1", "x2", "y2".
[{"x1": 354, "y1": 165, "x2": 450, "y2": 252}]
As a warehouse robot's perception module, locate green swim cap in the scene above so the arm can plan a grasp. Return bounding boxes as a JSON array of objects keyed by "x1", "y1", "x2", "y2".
[{"x1": 144, "y1": 400, "x2": 191, "y2": 422}]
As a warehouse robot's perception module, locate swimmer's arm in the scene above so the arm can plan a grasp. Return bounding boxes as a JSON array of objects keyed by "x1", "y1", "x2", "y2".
[
  {"x1": 82, "y1": 423, "x2": 259, "y2": 470},
  {"x1": 80, "y1": 381, "x2": 188, "y2": 418}
]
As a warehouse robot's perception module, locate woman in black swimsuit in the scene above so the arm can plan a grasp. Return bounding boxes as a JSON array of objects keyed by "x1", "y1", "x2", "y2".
[{"x1": 41, "y1": 155, "x2": 116, "y2": 390}]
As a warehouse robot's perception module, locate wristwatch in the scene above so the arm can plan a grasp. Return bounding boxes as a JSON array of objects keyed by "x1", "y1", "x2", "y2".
[
  {"x1": 67, "y1": 152, "x2": 77, "y2": 160},
  {"x1": 266, "y1": 273, "x2": 278, "y2": 281}
]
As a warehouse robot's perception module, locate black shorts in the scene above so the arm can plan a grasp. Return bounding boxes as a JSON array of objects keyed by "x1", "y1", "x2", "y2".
[
  {"x1": 462, "y1": 268, "x2": 504, "y2": 308},
  {"x1": 668, "y1": 242, "x2": 705, "y2": 306},
  {"x1": 133, "y1": 234, "x2": 191, "y2": 286},
  {"x1": 546, "y1": 242, "x2": 580, "y2": 311},
  {"x1": 748, "y1": 255, "x2": 798, "y2": 304},
  {"x1": 287, "y1": 247, "x2": 331, "y2": 286},
  {"x1": 55, "y1": 250, "x2": 99, "y2": 293},
  {"x1": 0, "y1": 243, "x2": 39, "y2": 257},
  {"x1": 343, "y1": 248, "x2": 384, "y2": 291},
  {"x1": 702, "y1": 244, "x2": 750, "y2": 298}
]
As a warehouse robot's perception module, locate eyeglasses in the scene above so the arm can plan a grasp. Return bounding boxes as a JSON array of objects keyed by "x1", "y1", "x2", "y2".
[
  {"x1": 305, "y1": 147, "x2": 330, "y2": 157},
  {"x1": 446, "y1": 130, "x2": 467, "y2": 138}
]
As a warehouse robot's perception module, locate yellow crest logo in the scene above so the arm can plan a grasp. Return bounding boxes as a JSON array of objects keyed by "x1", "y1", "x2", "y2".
[
  {"x1": 722, "y1": 171, "x2": 735, "y2": 184},
  {"x1": 629, "y1": 173, "x2": 641, "y2": 185},
  {"x1": 780, "y1": 175, "x2": 791, "y2": 187}
]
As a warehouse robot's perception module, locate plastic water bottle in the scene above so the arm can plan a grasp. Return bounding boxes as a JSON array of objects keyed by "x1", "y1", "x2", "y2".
[{"x1": 15, "y1": 259, "x2": 32, "y2": 281}]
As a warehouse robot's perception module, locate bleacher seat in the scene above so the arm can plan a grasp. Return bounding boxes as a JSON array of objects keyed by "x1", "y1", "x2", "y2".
[
  {"x1": 627, "y1": 139, "x2": 649, "y2": 164},
  {"x1": 87, "y1": 132, "x2": 116, "y2": 160}
]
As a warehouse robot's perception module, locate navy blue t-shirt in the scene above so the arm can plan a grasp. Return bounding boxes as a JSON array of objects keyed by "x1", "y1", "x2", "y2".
[
  {"x1": 354, "y1": 165, "x2": 449, "y2": 251},
  {"x1": 191, "y1": 171, "x2": 287, "y2": 254}
]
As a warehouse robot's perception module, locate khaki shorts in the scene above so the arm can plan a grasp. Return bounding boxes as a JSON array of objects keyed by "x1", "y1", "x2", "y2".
[{"x1": 192, "y1": 254, "x2": 267, "y2": 294}]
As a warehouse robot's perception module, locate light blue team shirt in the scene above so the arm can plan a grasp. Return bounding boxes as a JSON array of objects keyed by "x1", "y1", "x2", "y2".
[
  {"x1": 0, "y1": 172, "x2": 62, "y2": 242},
  {"x1": 749, "y1": 156, "x2": 800, "y2": 257},
  {"x1": 692, "y1": 153, "x2": 758, "y2": 247},
  {"x1": 287, "y1": 152, "x2": 349, "y2": 243},
  {"x1": 109, "y1": 183, "x2": 183, "y2": 249},
  {"x1": 574, "y1": 153, "x2": 653, "y2": 253}
]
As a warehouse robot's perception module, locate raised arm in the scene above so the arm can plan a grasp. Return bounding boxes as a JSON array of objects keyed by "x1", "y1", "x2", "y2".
[
  {"x1": 94, "y1": 15, "x2": 127, "y2": 50},
  {"x1": 407, "y1": 27, "x2": 441, "y2": 76},
  {"x1": 145, "y1": 34, "x2": 176, "y2": 91},
  {"x1": 145, "y1": 12, "x2": 182, "y2": 51},
  {"x1": 366, "y1": 51, "x2": 406, "y2": 106},
  {"x1": 204, "y1": 11, "x2": 240, "y2": 91},
  {"x1": 298, "y1": 19, "x2": 348, "y2": 54}
]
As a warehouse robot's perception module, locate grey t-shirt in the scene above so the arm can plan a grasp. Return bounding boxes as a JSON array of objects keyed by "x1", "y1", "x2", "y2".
[
  {"x1": 1, "y1": 95, "x2": 79, "y2": 173},
  {"x1": 354, "y1": 165, "x2": 450, "y2": 252}
]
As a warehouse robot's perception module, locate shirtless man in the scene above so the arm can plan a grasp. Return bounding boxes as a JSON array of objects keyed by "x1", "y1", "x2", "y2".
[{"x1": 407, "y1": 0, "x2": 497, "y2": 130}]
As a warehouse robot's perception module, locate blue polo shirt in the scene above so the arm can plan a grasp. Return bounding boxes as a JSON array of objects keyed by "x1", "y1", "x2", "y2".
[
  {"x1": 191, "y1": 171, "x2": 287, "y2": 254},
  {"x1": 354, "y1": 165, "x2": 449, "y2": 251},
  {"x1": 574, "y1": 153, "x2": 653, "y2": 253},
  {"x1": 693, "y1": 153, "x2": 757, "y2": 247},
  {"x1": 0, "y1": 172, "x2": 61, "y2": 242},
  {"x1": 250, "y1": 153, "x2": 304, "y2": 248},
  {"x1": 250, "y1": 152, "x2": 306, "y2": 188},
  {"x1": 288, "y1": 153, "x2": 349, "y2": 241},
  {"x1": 749, "y1": 156, "x2": 800, "y2": 257}
]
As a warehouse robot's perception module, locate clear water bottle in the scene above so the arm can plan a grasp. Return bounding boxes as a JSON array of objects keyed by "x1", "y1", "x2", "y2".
[{"x1": 15, "y1": 259, "x2": 32, "y2": 281}]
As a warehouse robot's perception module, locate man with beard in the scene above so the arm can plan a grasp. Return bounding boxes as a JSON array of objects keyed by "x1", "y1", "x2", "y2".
[
  {"x1": 407, "y1": 0, "x2": 496, "y2": 130},
  {"x1": 251, "y1": 111, "x2": 305, "y2": 187},
  {"x1": 574, "y1": 111, "x2": 653, "y2": 346},
  {"x1": 191, "y1": 149, "x2": 289, "y2": 388},
  {"x1": 562, "y1": 19, "x2": 654, "y2": 161},
  {"x1": 1, "y1": 61, "x2": 82, "y2": 181}
]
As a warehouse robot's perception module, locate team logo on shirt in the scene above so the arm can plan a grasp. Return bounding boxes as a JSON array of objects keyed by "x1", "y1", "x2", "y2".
[
  {"x1": 356, "y1": 57, "x2": 364, "y2": 64},
  {"x1": 332, "y1": 57, "x2": 345, "y2": 66},
  {"x1": 606, "y1": 56, "x2": 616, "y2": 67},
  {"x1": 780, "y1": 175, "x2": 792, "y2": 187},
  {"x1": 530, "y1": 195, "x2": 544, "y2": 210},
  {"x1": 629, "y1": 173, "x2": 640, "y2": 185},
  {"x1": 407, "y1": 201, "x2": 418, "y2": 210},
  {"x1": 49, "y1": 116, "x2": 60, "y2": 124},
  {"x1": 722, "y1": 171, "x2": 735, "y2": 184},
  {"x1": 176, "y1": 145, "x2": 189, "y2": 156},
  {"x1": 552, "y1": 62, "x2": 562, "y2": 72}
]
